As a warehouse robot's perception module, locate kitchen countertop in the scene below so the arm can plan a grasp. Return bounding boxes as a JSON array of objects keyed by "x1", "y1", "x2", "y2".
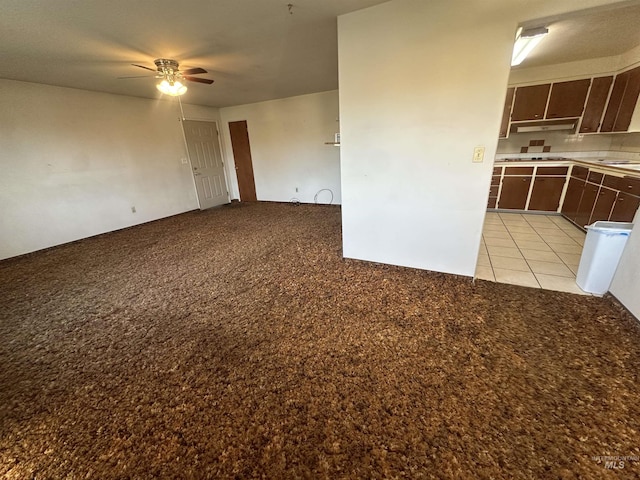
[{"x1": 495, "y1": 157, "x2": 640, "y2": 174}]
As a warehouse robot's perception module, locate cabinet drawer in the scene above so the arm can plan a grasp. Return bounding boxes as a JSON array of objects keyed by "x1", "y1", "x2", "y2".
[
  {"x1": 571, "y1": 165, "x2": 589, "y2": 180},
  {"x1": 504, "y1": 166, "x2": 534, "y2": 176},
  {"x1": 587, "y1": 171, "x2": 604, "y2": 184},
  {"x1": 492, "y1": 167, "x2": 502, "y2": 175},
  {"x1": 620, "y1": 176, "x2": 640, "y2": 196},
  {"x1": 491, "y1": 175, "x2": 501, "y2": 186},
  {"x1": 602, "y1": 175, "x2": 622, "y2": 190},
  {"x1": 536, "y1": 167, "x2": 569, "y2": 176},
  {"x1": 487, "y1": 197, "x2": 497, "y2": 209},
  {"x1": 489, "y1": 185, "x2": 499, "y2": 197}
]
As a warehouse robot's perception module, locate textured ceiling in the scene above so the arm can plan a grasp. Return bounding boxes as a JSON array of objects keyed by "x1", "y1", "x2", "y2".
[
  {"x1": 0, "y1": 0, "x2": 391, "y2": 107},
  {"x1": 1, "y1": 1, "x2": 639, "y2": 106},
  {"x1": 514, "y1": 2, "x2": 640, "y2": 69}
]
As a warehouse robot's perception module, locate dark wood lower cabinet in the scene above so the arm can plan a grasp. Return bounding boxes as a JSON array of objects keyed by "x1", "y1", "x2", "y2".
[
  {"x1": 528, "y1": 177, "x2": 567, "y2": 211},
  {"x1": 610, "y1": 192, "x2": 640, "y2": 222},
  {"x1": 498, "y1": 176, "x2": 532, "y2": 210},
  {"x1": 561, "y1": 178, "x2": 585, "y2": 221},
  {"x1": 590, "y1": 187, "x2": 617, "y2": 223},
  {"x1": 574, "y1": 183, "x2": 599, "y2": 227}
]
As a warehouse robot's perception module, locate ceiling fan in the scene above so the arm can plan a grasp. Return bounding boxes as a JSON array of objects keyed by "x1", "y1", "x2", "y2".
[{"x1": 120, "y1": 58, "x2": 214, "y2": 96}]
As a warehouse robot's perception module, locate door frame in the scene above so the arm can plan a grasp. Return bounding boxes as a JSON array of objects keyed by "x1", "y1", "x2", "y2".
[{"x1": 180, "y1": 118, "x2": 231, "y2": 208}]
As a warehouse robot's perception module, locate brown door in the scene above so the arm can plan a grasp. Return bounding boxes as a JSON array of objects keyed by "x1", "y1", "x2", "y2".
[
  {"x1": 561, "y1": 178, "x2": 585, "y2": 222},
  {"x1": 610, "y1": 193, "x2": 640, "y2": 222},
  {"x1": 579, "y1": 76, "x2": 613, "y2": 133},
  {"x1": 528, "y1": 177, "x2": 567, "y2": 212},
  {"x1": 229, "y1": 120, "x2": 257, "y2": 202},
  {"x1": 574, "y1": 183, "x2": 599, "y2": 227},
  {"x1": 499, "y1": 87, "x2": 515, "y2": 138},
  {"x1": 601, "y1": 71, "x2": 630, "y2": 132},
  {"x1": 511, "y1": 84, "x2": 550, "y2": 121},
  {"x1": 498, "y1": 176, "x2": 532, "y2": 210},
  {"x1": 590, "y1": 187, "x2": 617, "y2": 223},
  {"x1": 613, "y1": 66, "x2": 640, "y2": 132},
  {"x1": 545, "y1": 79, "x2": 591, "y2": 119}
]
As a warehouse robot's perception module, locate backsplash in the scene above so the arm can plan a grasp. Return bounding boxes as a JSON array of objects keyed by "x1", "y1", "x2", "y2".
[{"x1": 496, "y1": 131, "x2": 640, "y2": 161}]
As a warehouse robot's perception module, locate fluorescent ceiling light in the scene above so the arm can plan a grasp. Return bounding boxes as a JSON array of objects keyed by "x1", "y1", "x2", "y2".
[
  {"x1": 511, "y1": 27, "x2": 549, "y2": 66},
  {"x1": 156, "y1": 79, "x2": 187, "y2": 96}
]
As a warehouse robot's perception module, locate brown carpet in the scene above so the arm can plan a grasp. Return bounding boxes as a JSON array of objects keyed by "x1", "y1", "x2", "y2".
[{"x1": 1, "y1": 202, "x2": 639, "y2": 479}]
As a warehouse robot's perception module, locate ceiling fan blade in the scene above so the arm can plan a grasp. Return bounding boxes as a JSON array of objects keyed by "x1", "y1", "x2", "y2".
[
  {"x1": 118, "y1": 75, "x2": 155, "y2": 79},
  {"x1": 182, "y1": 67, "x2": 207, "y2": 75},
  {"x1": 184, "y1": 76, "x2": 214, "y2": 85},
  {"x1": 132, "y1": 63, "x2": 157, "y2": 72}
]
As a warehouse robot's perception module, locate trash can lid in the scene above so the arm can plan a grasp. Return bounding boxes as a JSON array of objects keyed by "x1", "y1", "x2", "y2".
[{"x1": 586, "y1": 221, "x2": 634, "y2": 233}]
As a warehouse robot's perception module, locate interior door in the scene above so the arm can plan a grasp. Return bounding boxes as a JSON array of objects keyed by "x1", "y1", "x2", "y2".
[
  {"x1": 229, "y1": 120, "x2": 257, "y2": 202},
  {"x1": 182, "y1": 120, "x2": 229, "y2": 209}
]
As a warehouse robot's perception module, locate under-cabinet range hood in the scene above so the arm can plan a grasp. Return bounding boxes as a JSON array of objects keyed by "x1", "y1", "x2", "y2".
[{"x1": 510, "y1": 119, "x2": 578, "y2": 134}]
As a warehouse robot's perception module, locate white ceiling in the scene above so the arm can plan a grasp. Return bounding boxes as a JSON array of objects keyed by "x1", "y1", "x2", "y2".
[
  {"x1": 515, "y1": 2, "x2": 640, "y2": 69},
  {"x1": 1, "y1": 1, "x2": 640, "y2": 107},
  {"x1": 0, "y1": 0, "x2": 390, "y2": 107}
]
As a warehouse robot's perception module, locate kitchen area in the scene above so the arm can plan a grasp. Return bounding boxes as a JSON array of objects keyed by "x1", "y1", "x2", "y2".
[{"x1": 478, "y1": 4, "x2": 640, "y2": 294}]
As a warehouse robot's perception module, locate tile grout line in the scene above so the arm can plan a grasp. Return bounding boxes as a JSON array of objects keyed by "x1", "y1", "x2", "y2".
[
  {"x1": 500, "y1": 214, "x2": 542, "y2": 288},
  {"x1": 523, "y1": 215, "x2": 583, "y2": 277}
]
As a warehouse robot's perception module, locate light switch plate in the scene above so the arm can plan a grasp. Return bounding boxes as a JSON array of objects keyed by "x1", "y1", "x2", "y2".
[{"x1": 473, "y1": 146, "x2": 485, "y2": 163}]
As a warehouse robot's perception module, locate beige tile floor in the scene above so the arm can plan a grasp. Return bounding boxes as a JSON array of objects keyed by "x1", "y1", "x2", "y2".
[{"x1": 476, "y1": 212, "x2": 589, "y2": 295}]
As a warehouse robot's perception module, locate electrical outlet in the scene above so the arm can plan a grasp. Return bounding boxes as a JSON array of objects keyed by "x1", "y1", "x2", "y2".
[
  {"x1": 473, "y1": 146, "x2": 485, "y2": 163},
  {"x1": 131, "y1": 206, "x2": 136, "y2": 213}
]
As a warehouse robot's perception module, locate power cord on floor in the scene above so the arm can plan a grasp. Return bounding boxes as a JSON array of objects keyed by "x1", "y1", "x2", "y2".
[{"x1": 314, "y1": 189, "x2": 334, "y2": 205}]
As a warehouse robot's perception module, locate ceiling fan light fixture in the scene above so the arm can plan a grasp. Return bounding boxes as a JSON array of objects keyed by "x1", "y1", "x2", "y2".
[{"x1": 156, "y1": 79, "x2": 187, "y2": 96}]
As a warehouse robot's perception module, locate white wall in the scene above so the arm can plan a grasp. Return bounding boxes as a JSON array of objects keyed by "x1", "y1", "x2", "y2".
[
  {"x1": 219, "y1": 91, "x2": 341, "y2": 204},
  {"x1": 610, "y1": 209, "x2": 640, "y2": 320},
  {"x1": 337, "y1": 0, "x2": 623, "y2": 276},
  {"x1": 0, "y1": 79, "x2": 220, "y2": 260}
]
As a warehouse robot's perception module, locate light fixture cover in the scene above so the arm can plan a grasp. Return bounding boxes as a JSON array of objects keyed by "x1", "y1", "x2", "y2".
[
  {"x1": 156, "y1": 80, "x2": 187, "y2": 96},
  {"x1": 511, "y1": 27, "x2": 548, "y2": 66}
]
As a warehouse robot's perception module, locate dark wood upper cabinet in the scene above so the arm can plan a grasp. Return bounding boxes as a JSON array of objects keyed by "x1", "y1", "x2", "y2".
[
  {"x1": 601, "y1": 71, "x2": 629, "y2": 132},
  {"x1": 613, "y1": 66, "x2": 640, "y2": 132},
  {"x1": 499, "y1": 87, "x2": 515, "y2": 138},
  {"x1": 511, "y1": 84, "x2": 551, "y2": 121},
  {"x1": 545, "y1": 79, "x2": 591, "y2": 119},
  {"x1": 579, "y1": 76, "x2": 613, "y2": 133}
]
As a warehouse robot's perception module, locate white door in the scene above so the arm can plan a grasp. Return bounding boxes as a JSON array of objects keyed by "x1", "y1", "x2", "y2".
[{"x1": 182, "y1": 120, "x2": 229, "y2": 209}]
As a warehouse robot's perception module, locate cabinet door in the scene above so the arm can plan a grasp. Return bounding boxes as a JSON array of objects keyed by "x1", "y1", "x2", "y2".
[
  {"x1": 601, "y1": 70, "x2": 630, "y2": 132},
  {"x1": 579, "y1": 76, "x2": 613, "y2": 133},
  {"x1": 511, "y1": 84, "x2": 551, "y2": 121},
  {"x1": 610, "y1": 192, "x2": 640, "y2": 222},
  {"x1": 613, "y1": 66, "x2": 640, "y2": 132},
  {"x1": 498, "y1": 176, "x2": 532, "y2": 210},
  {"x1": 561, "y1": 177, "x2": 585, "y2": 222},
  {"x1": 589, "y1": 187, "x2": 617, "y2": 223},
  {"x1": 546, "y1": 79, "x2": 591, "y2": 118},
  {"x1": 499, "y1": 88, "x2": 515, "y2": 138},
  {"x1": 574, "y1": 182, "x2": 599, "y2": 227},
  {"x1": 528, "y1": 177, "x2": 567, "y2": 212}
]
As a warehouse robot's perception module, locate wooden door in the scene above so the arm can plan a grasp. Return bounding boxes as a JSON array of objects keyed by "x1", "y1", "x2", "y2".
[
  {"x1": 589, "y1": 187, "x2": 617, "y2": 223},
  {"x1": 610, "y1": 192, "x2": 640, "y2": 222},
  {"x1": 574, "y1": 183, "x2": 599, "y2": 227},
  {"x1": 182, "y1": 120, "x2": 229, "y2": 210},
  {"x1": 229, "y1": 120, "x2": 257, "y2": 202},
  {"x1": 498, "y1": 176, "x2": 532, "y2": 210},
  {"x1": 579, "y1": 76, "x2": 613, "y2": 133},
  {"x1": 511, "y1": 84, "x2": 550, "y2": 121},
  {"x1": 499, "y1": 88, "x2": 515, "y2": 138},
  {"x1": 613, "y1": 66, "x2": 640, "y2": 132},
  {"x1": 561, "y1": 178, "x2": 585, "y2": 222},
  {"x1": 601, "y1": 70, "x2": 630, "y2": 132},
  {"x1": 545, "y1": 79, "x2": 590, "y2": 118},
  {"x1": 528, "y1": 177, "x2": 567, "y2": 211}
]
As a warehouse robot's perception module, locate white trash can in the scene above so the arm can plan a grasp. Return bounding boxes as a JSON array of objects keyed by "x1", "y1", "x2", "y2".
[{"x1": 576, "y1": 221, "x2": 634, "y2": 295}]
